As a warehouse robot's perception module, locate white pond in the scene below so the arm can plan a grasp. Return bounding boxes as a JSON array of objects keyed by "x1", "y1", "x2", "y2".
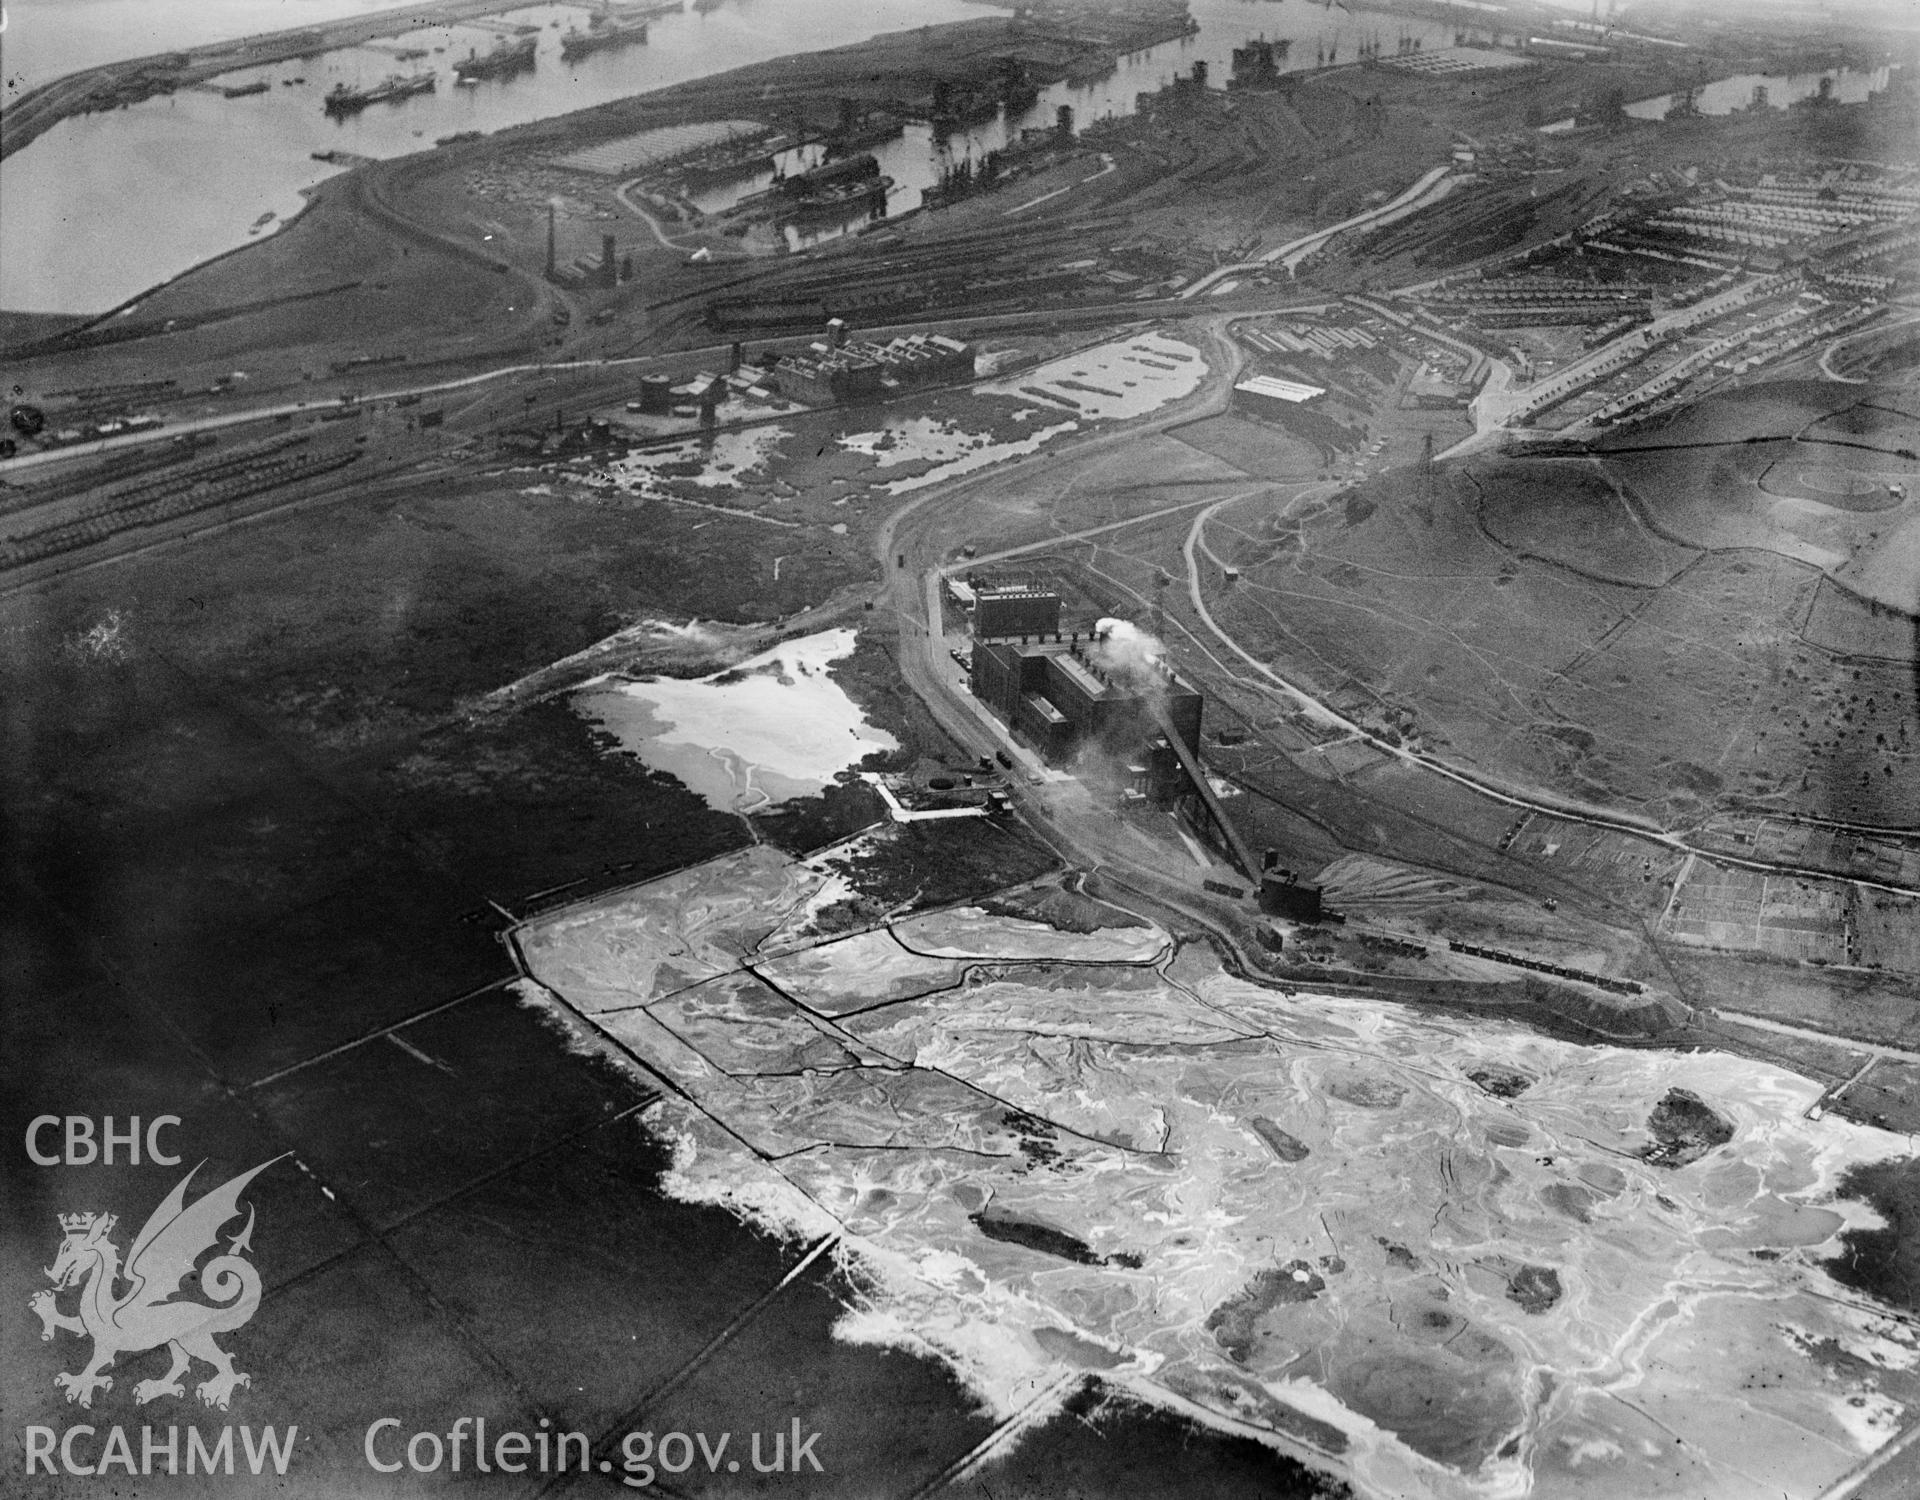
[
  {"x1": 576, "y1": 628, "x2": 895, "y2": 813},
  {"x1": 839, "y1": 415, "x2": 1081, "y2": 495},
  {"x1": 597, "y1": 426, "x2": 791, "y2": 500},
  {"x1": 982, "y1": 331, "x2": 1209, "y2": 420}
]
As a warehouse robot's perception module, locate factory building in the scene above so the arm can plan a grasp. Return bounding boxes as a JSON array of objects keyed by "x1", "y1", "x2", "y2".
[
  {"x1": 843, "y1": 333, "x2": 976, "y2": 388},
  {"x1": 772, "y1": 348, "x2": 886, "y2": 404},
  {"x1": 1232, "y1": 374, "x2": 1327, "y2": 417},
  {"x1": 773, "y1": 331, "x2": 976, "y2": 406},
  {"x1": 972, "y1": 583, "x2": 1061, "y2": 639},
  {"x1": 969, "y1": 635, "x2": 1203, "y2": 769}
]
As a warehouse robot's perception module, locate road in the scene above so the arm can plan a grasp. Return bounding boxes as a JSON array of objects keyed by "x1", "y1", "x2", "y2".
[
  {"x1": 1820, "y1": 311, "x2": 1920, "y2": 382},
  {"x1": 10, "y1": 229, "x2": 1916, "y2": 913},
  {"x1": 868, "y1": 315, "x2": 1271, "y2": 910},
  {"x1": 613, "y1": 179, "x2": 756, "y2": 261},
  {"x1": 1, "y1": 289, "x2": 1333, "y2": 478},
  {"x1": 1175, "y1": 493, "x2": 1920, "y2": 898},
  {"x1": 1179, "y1": 166, "x2": 1457, "y2": 299}
]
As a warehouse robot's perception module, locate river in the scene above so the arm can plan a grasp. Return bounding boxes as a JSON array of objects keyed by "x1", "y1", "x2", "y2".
[
  {"x1": 1625, "y1": 66, "x2": 1893, "y2": 120},
  {"x1": 1, "y1": 0, "x2": 1468, "y2": 315}
]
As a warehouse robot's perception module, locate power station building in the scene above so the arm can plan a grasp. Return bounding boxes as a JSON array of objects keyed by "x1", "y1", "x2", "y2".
[
  {"x1": 969, "y1": 635, "x2": 1203, "y2": 768},
  {"x1": 971, "y1": 583, "x2": 1063, "y2": 640}
]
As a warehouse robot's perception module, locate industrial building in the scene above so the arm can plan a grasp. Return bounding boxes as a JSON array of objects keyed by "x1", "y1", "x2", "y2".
[
  {"x1": 845, "y1": 333, "x2": 976, "y2": 387},
  {"x1": 772, "y1": 331, "x2": 975, "y2": 406},
  {"x1": 773, "y1": 347, "x2": 886, "y2": 405},
  {"x1": 969, "y1": 634, "x2": 1203, "y2": 769},
  {"x1": 960, "y1": 591, "x2": 1272, "y2": 885},
  {"x1": 971, "y1": 582, "x2": 1062, "y2": 639},
  {"x1": 1232, "y1": 374, "x2": 1327, "y2": 415},
  {"x1": 1260, "y1": 872, "x2": 1324, "y2": 921}
]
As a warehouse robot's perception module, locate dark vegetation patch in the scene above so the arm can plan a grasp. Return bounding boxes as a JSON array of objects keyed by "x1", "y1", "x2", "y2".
[
  {"x1": 1002, "y1": 1108, "x2": 1063, "y2": 1169},
  {"x1": 970, "y1": 1212, "x2": 1103, "y2": 1264},
  {"x1": 753, "y1": 777, "x2": 888, "y2": 857},
  {"x1": 1206, "y1": 1263, "x2": 1327, "y2": 1362},
  {"x1": 1031, "y1": 1328, "x2": 1129, "y2": 1370},
  {"x1": 1323, "y1": 1073, "x2": 1405, "y2": 1109},
  {"x1": 1250, "y1": 1117, "x2": 1311, "y2": 1162},
  {"x1": 970, "y1": 1210, "x2": 1139, "y2": 1269},
  {"x1": 377, "y1": 699, "x2": 744, "y2": 898},
  {"x1": 810, "y1": 816, "x2": 1057, "y2": 916},
  {"x1": 1826, "y1": 1157, "x2": 1920, "y2": 1314},
  {"x1": 1669, "y1": 761, "x2": 1724, "y2": 796},
  {"x1": 827, "y1": 629, "x2": 959, "y2": 769},
  {"x1": 1468, "y1": 1066, "x2": 1533, "y2": 1098},
  {"x1": 1505, "y1": 1264, "x2": 1563, "y2": 1314},
  {"x1": 1640, "y1": 1088, "x2": 1734, "y2": 1168}
]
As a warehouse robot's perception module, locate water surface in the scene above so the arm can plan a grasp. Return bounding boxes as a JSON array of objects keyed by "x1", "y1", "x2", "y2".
[{"x1": 3, "y1": 0, "x2": 1465, "y2": 312}]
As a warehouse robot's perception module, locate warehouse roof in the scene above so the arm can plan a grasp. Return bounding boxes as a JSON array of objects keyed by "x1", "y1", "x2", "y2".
[{"x1": 1234, "y1": 375, "x2": 1327, "y2": 404}]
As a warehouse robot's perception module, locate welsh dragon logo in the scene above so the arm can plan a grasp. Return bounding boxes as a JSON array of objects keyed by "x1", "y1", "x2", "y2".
[{"x1": 30, "y1": 1156, "x2": 285, "y2": 1410}]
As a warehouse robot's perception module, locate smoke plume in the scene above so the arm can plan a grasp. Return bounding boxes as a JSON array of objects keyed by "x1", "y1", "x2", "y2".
[{"x1": 1090, "y1": 618, "x2": 1166, "y2": 689}]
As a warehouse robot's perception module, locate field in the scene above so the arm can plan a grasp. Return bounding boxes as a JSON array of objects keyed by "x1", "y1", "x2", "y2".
[
  {"x1": 1596, "y1": 381, "x2": 1920, "y2": 612},
  {"x1": 1125, "y1": 403, "x2": 1920, "y2": 828},
  {"x1": 1660, "y1": 863, "x2": 1851, "y2": 964}
]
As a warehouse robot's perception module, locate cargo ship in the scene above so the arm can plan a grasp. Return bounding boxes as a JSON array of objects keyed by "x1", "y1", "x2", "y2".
[
  {"x1": 560, "y1": 18, "x2": 648, "y2": 59},
  {"x1": 453, "y1": 35, "x2": 538, "y2": 83},
  {"x1": 668, "y1": 129, "x2": 794, "y2": 190},
  {"x1": 323, "y1": 70, "x2": 437, "y2": 115},
  {"x1": 778, "y1": 175, "x2": 893, "y2": 224}
]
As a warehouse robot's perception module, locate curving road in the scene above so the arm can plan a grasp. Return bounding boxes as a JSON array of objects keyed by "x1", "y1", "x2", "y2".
[
  {"x1": 1179, "y1": 166, "x2": 1457, "y2": 299},
  {"x1": 1177, "y1": 493, "x2": 1920, "y2": 897},
  {"x1": 860, "y1": 317, "x2": 1920, "y2": 903}
]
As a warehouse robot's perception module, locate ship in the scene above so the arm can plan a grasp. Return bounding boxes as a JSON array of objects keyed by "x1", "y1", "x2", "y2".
[
  {"x1": 669, "y1": 129, "x2": 792, "y2": 189},
  {"x1": 674, "y1": 148, "x2": 780, "y2": 190},
  {"x1": 778, "y1": 174, "x2": 893, "y2": 223},
  {"x1": 824, "y1": 117, "x2": 906, "y2": 157},
  {"x1": 323, "y1": 70, "x2": 437, "y2": 115},
  {"x1": 222, "y1": 80, "x2": 271, "y2": 98},
  {"x1": 453, "y1": 34, "x2": 538, "y2": 82},
  {"x1": 560, "y1": 18, "x2": 648, "y2": 59}
]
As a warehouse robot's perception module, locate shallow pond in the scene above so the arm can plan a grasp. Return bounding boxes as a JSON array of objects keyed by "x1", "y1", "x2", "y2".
[{"x1": 576, "y1": 627, "x2": 894, "y2": 813}]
